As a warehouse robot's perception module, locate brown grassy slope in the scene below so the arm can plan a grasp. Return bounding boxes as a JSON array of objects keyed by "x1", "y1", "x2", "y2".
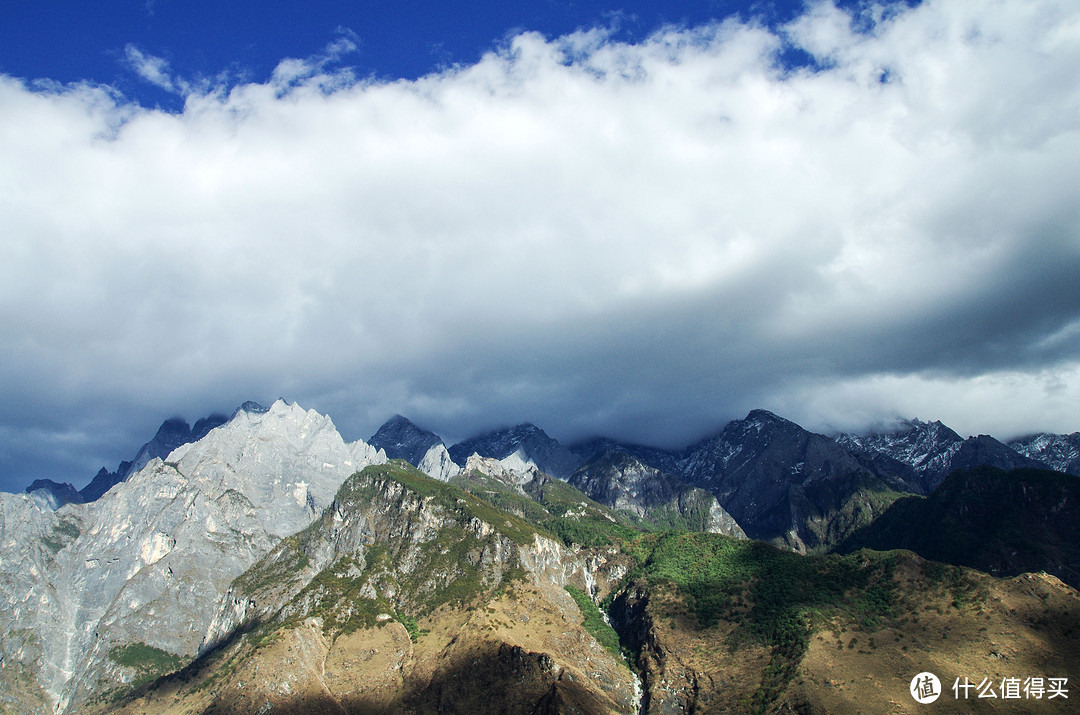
[
  {"x1": 108, "y1": 579, "x2": 635, "y2": 715},
  {"x1": 614, "y1": 549, "x2": 1079, "y2": 714}
]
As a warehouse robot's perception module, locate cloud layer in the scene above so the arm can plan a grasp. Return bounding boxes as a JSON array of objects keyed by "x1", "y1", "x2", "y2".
[{"x1": 2, "y1": 0, "x2": 1080, "y2": 489}]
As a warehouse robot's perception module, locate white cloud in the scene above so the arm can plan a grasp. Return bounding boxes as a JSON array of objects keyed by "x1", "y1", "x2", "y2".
[
  {"x1": 2, "y1": 0, "x2": 1080, "y2": 486},
  {"x1": 774, "y1": 363, "x2": 1080, "y2": 441},
  {"x1": 124, "y1": 45, "x2": 184, "y2": 94}
]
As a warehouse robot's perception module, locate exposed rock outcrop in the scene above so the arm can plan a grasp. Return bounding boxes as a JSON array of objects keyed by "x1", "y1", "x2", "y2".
[{"x1": 0, "y1": 400, "x2": 385, "y2": 713}]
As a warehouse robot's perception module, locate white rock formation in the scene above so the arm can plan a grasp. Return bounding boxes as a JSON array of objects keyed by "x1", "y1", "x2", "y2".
[{"x1": 0, "y1": 399, "x2": 385, "y2": 713}]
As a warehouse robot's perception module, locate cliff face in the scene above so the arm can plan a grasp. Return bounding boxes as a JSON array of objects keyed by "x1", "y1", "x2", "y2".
[
  {"x1": 0, "y1": 400, "x2": 386, "y2": 714},
  {"x1": 569, "y1": 451, "x2": 745, "y2": 538},
  {"x1": 114, "y1": 461, "x2": 639, "y2": 715}
]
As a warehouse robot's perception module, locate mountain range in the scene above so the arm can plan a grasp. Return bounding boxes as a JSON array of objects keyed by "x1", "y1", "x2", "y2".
[{"x1": 2, "y1": 400, "x2": 1078, "y2": 713}]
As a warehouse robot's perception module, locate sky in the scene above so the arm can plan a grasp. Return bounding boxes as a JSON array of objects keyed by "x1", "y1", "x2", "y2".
[{"x1": 2, "y1": 0, "x2": 1079, "y2": 493}]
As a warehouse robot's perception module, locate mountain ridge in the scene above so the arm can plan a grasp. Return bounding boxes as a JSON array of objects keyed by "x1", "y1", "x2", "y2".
[
  {"x1": 2, "y1": 398, "x2": 1078, "y2": 714},
  {"x1": 0, "y1": 399, "x2": 387, "y2": 713},
  {"x1": 15, "y1": 404, "x2": 1070, "y2": 504},
  {"x1": 368, "y1": 415, "x2": 461, "y2": 482}
]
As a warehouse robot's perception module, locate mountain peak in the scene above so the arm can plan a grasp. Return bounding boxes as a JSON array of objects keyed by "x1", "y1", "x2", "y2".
[
  {"x1": 1009, "y1": 431, "x2": 1080, "y2": 475},
  {"x1": 237, "y1": 400, "x2": 270, "y2": 415},
  {"x1": 742, "y1": 409, "x2": 797, "y2": 430},
  {"x1": 25, "y1": 479, "x2": 84, "y2": 509},
  {"x1": 368, "y1": 415, "x2": 445, "y2": 466},
  {"x1": 448, "y1": 422, "x2": 579, "y2": 479}
]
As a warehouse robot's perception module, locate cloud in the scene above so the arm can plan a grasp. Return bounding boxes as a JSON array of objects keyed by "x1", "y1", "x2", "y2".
[
  {"x1": 2, "y1": 0, "x2": 1079, "y2": 489},
  {"x1": 124, "y1": 45, "x2": 185, "y2": 94}
]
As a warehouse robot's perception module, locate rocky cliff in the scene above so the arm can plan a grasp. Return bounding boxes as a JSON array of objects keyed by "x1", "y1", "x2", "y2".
[
  {"x1": 1010, "y1": 431, "x2": 1080, "y2": 475},
  {"x1": 369, "y1": 415, "x2": 461, "y2": 482},
  {"x1": 569, "y1": 451, "x2": 745, "y2": 538},
  {"x1": 449, "y1": 423, "x2": 581, "y2": 479},
  {"x1": 114, "y1": 461, "x2": 638, "y2": 715},
  {"x1": 5, "y1": 402, "x2": 1080, "y2": 714},
  {"x1": 678, "y1": 410, "x2": 908, "y2": 551},
  {"x1": 0, "y1": 400, "x2": 385, "y2": 713}
]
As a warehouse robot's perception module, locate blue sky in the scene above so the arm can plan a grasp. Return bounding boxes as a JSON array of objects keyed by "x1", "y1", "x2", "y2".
[
  {"x1": 2, "y1": 0, "x2": 1080, "y2": 493},
  {"x1": 1, "y1": 1, "x2": 822, "y2": 109}
]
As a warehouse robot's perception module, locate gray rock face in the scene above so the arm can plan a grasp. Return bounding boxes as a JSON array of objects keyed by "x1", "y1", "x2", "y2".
[
  {"x1": 25, "y1": 479, "x2": 85, "y2": 509},
  {"x1": 1009, "y1": 432, "x2": 1080, "y2": 475},
  {"x1": 415, "y1": 443, "x2": 461, "y2": 481},
  {"x1": 0, "y1": 399, "x2": 385, "y2": 714},
  {"x1": 0, "y1": 491, "x2": 73, "y2": 711},
  {"x1": 839, "y1": 419, "x2": 1048, "y2": 492},
  {"x1": 79, "y1": 411, "x2": 230, "y2": 503},
  {"x1": 368, "y1": 415, "x2": 461, "y2": 481},
  {"x1": 449, "y1": 423, "x2": 581, "y2": 479},
  {"x1": 462, "y1": 454, "x2": 535, "y2": 487},
  {"x1": 200, "y1": 460, "x2": 589, "y2": 656},
  {"x1": 569, "y1": 452, "x2": 745, "y2": 538}
]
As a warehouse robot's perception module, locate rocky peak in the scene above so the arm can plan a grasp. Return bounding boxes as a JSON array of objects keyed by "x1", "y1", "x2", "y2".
[
  {"x1": 1009, "y1": 432, "x2": 1080, "y2": 475},
  {"x1": 367, "y1": 416, "x2": 460, "y2": 481},
  {"x1": 77, "y1": 408, "x2": 233, "y2": 504},
  {"x1": 743, "y1": 408, "x2": 795, "y2": 430},
  {"x1": 449, "y1": 423, "x2": 581, "y2": 479},
  {"x1": 235, "y1": 400, "x2": 269, "y2": 415},
  {"x1": 679, "y1": 412, "x2": 881, "y2": 548},
  {"x1": 684, "y1": 409, "x2": 857, "y2": 481},
  {"x1": 0, "y1": 400, "x2": 387, "y2": 713},
  {"x1": 192, "y1": 413, "x2": 228, "y2": 441},
  {"x1": 570, "y1": 452, "x2": 745, "y2": 538},
  {"x1": 25, "y1": 479, "x2": 84, "y2": 510},
  {"x1": 463, "y1": 454, "x2": 537, "y2": 486},
  {"x1": 839, "y1": 420, "x2": 1045, "y2": 492},
  {"x1": 949, "y1": 434, "x2": 1048, "y2": 475},
  {"x1": 369, "y1": 415, "x2": 445, "y2": 463}
]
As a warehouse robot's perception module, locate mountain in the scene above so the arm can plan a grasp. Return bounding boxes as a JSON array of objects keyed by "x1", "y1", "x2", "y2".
[
  {"x1": 568, "y1": 437, "x2": 684, "y2": 476},
  {"x1": 77, "y1": 411, "x2": 230, "y2": 503},
  {"x1": 836, "y1": 418, "x2": 963, "y2": 491},
  {"x1": 0, "y1": 400, "x2": 385, "y2": 714},
  {"x1": 448, "y1": 423, "x2": 581, "y2": 479},
  {"x1": 450, "y1": 454, "x2": 646, "y2": 550},
  {"x1": 569, "y1": 451, "x2": 745, "y2": 538},
  {"x1": 1010, "y1": 431, "x2": 1080, "y2": 475},
  {"x1": 947, "y1": 433, "x2": 1048, "y2": 474},
  {"x1": 4, "y1": 401, "x2": 1080, "y2": 714},
  {"x1": 112, "y1": 486, "x2": 1080, "y2": 714},
  {"x1": 24, "y1": 478, "x2": 85, "y2": 509},
  {"x1": 368, "y1": 415, "x2": 460, "y2": 481},
  {"x1": 368, "y1": 414, "x2": 443, "y2": 462},
  {"x1": 837, "y1": 419, "x2": 1047, "y2": 492},
  {"x1": 608, "y1": 533, "x2": 1080, "y2": 713},
  {"x1": 838, "y1": 466, "x2": 1080, "y2": 590},
  {"x1": 678, "y1": 410, "x2": 908, "y2": 551},
  {"x1": 118, "y1": 461, "x2": 638, "y2": 715}
]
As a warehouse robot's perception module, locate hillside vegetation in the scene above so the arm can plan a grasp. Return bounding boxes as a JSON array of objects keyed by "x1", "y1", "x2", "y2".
[{"x1": 103, "y1": 462, "x2": 1080, "y2": 715}]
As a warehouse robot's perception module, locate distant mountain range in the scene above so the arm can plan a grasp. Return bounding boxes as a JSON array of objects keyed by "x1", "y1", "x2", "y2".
[
  {"x1": 2, "y1": 399, "x2": 1077, "y2": 714},
  {"x1": 23, "y1": 406, "x2": 1075, "y2": 553}
]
